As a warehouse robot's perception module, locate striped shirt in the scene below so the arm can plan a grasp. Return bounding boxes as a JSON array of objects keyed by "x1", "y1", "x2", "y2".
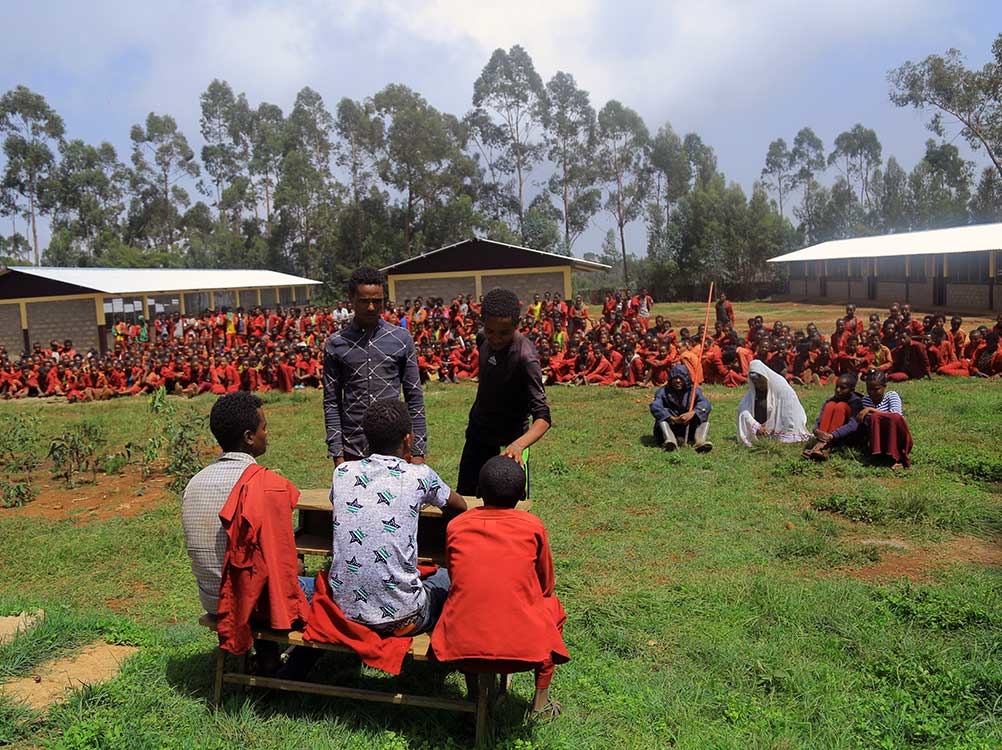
[
  {"x1": 181, "y1": 452, "x2": 256, "y2": 614},
  {"x1": 862, "y1": 391, "x2": 903, "y2": 415}
]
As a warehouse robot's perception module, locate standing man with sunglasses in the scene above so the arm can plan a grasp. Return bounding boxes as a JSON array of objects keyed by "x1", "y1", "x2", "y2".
[{"x1": 323, "y1": 267, "x2": 427, "y2": 465}]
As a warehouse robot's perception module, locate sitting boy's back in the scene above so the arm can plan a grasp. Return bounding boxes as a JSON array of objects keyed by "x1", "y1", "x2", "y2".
[
  {"x1": 433, "y1": 507, "x2": 562, "y2": 663},
  {"x1": 431, "y1": 456, "x2": 567, "y2": 719},
  {"x1": 330, "y1": 398, "x2": 467, "y2": 635}
]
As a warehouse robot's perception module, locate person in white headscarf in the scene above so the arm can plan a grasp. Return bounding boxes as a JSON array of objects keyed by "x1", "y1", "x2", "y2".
[{"x1": 736, "y1": 360, "x2": 811, "y2": 446}]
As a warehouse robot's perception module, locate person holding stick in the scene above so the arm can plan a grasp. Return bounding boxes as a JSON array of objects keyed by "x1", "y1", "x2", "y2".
[{"x1": 650, "y1": 364, "x2": 713, "y2": 452}]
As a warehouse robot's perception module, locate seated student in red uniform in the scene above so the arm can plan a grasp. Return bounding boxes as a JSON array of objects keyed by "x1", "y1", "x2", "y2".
[
  {"x1": 431, "y1": 455, "x2": 569, "y2": 721},
  {"x1": 887, "y1": 331, "x2": 932, "y2": 382},
  {"x1": 857, "y1": 369, "x2": 913, "y2": 469},
  {"x1": 802, "y1": 372, "x2": 863, "y2": 461}
]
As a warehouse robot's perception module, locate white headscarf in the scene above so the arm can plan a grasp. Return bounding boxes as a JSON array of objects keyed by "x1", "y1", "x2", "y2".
[{"x1": 737, "y1": 360, "x2": 810, "y2": 445}]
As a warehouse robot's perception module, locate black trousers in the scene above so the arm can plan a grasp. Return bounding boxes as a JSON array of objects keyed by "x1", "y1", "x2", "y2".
[
  {"x1": 456, "y1": 436, "x2": 531, "y2": 498},
  {"x1": 456, "y1": 437, "x2": 501, "y2": 497}
]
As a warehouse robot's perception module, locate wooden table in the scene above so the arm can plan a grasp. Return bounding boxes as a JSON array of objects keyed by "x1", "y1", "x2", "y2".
[{"x1": 295, "y1": 488, "x2": 532, "y2": 565}]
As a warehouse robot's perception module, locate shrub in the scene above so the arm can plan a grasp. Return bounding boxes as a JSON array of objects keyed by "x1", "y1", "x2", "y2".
[{"x1": 47, "y1": 422, "x2": 106, "y2": 487}]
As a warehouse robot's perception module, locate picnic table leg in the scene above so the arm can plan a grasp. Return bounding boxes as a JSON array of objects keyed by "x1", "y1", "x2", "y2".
[
  {"x1": 212, "y1": 648, "x2": 225, "y2": 708},
  {"x1": 475, "y1": 673, "x2": 493, "y2": 747}
]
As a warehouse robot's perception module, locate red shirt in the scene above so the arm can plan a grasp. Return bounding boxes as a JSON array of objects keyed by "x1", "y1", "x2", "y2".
[{"x1": 431, "y1": 508, "x2": 569, "y2": 667}]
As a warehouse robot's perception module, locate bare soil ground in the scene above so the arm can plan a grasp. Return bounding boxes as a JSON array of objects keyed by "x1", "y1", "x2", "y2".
[
  {"x1": 0, "y1": 466, "x2": 173, "y2": 523},
  {"x1": 0, "y1": 641, "x2": 138, "y2": 710},
  {"x1": 842, "y1": 534, "x2": 1002, "y2": 582}
]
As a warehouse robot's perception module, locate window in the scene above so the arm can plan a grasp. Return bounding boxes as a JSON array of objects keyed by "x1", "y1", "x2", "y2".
[
  {"x1": 260, "y1": 288, "x2": 277, "y2": 306},
  {"x1": 877, "y1": 257, "x2": 907, "y2": 282},
  {"x1": 183, "y1": 292, "x2": 211, "y2": 314},
  {"x1": 214, "y1": 290, "x2": 236, "y2": 310},
  {"x1": 788, "y1": 261, "x2": 806, "y2": 280},
  {"x1": 827, "y1": 260, "x2": 849, "y2": 280},
  {"x1": 948, "y1": 251, "x2": 990, "y2": 283}
]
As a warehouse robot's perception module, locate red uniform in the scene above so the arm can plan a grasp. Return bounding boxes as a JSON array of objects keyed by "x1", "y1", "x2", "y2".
[{"x1": 430, "y1": 507, "x2": 568, "y2": 689}]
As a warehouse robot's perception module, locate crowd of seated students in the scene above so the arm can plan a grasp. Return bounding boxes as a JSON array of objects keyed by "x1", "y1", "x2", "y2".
[
  {"x1": 707, "y1": 302, "x2": 1002, "y2": 388},
  {"x1": 4, "y1": 291, "x2": 1001, "y2": 403}
]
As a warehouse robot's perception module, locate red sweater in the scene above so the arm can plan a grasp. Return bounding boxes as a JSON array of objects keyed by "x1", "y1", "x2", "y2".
[
  {"x1": 431, "y1": 508, "x2": 569, "y2": 667},
  {"x1": 216, "y1": 464, "x2": 310, "y2": 654}
]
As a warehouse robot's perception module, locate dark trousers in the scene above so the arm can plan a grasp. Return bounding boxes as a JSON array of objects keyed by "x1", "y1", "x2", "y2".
[
  {"x1": 456, "y1": 437, "x2": 501, "y2": 497},
  {"x1": 457, "y1": 436, "x2": 531, "y2": 498}
]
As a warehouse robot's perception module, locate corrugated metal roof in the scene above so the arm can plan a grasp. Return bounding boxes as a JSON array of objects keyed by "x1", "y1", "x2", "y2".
[
  {"x1": 381, "y1": 238, "x2": 611, "y2": 272},
  {"x1": 768, "y1": 222, "x2": 1002, "y2": 263},
  {"x1": 1, "y1": 267, "x2": 323, "y2": 294}
]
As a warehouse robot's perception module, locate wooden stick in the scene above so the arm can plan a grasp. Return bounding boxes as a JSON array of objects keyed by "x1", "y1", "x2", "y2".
[
  {"x1": 688, "y1": 281, "x2": 715, "y2": 412},
  {"x1": 685, "y1": 282, "x2": 715, "y2": 445}
]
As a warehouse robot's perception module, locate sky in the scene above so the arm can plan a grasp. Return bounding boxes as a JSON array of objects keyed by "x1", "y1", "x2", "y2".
[{"x1": 3, "y1": 0, "x2": 1002, "y2": 256}]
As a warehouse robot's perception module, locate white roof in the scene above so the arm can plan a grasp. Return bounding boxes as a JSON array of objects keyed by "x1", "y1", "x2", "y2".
[
  {"x1": 768, "y1": 222, "x2": 1002, "y2": 263},
  {"x1": 3, "y1": 266, "x2": 322, "y2": 294}
]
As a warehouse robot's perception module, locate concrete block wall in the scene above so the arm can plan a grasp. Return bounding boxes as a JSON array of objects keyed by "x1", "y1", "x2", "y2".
[
  {"x1": 26, "y1": 299, "x2": 98, "y2": 352},
  {"x1": 848, "y1": 280, "x2": 866, "y2": 301},
  {"x1": 946, "y1": 284, "x2": 990, "y2": 312},
  {"x1": 826, "y1": 281, "x2": 849, "y2": 300},
  {"x1": 875, "y1": 282, "x2": 908, "y2": 306},
  {"x1": 393, "y1": 276, "x2": 477, "y2": 305},
  {"x1": 481, "y1": 271, "x2": 566, "y2": 305},
  {"x1": 0, "y1": 303, "x2": 23, "y2": 354},
  {"x1": 909, "y1": 280, "x2": 934, "y2": 308}
]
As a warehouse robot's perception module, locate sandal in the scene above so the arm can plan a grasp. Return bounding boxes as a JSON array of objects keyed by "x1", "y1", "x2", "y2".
[{"x1": 529, "y1": 700, "x2": 563, "y2": 723}]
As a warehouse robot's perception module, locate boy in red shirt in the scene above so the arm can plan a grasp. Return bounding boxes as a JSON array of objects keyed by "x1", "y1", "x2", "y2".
[{"x1": 431, "y1": 455, "x2": 568, "y2": 721}]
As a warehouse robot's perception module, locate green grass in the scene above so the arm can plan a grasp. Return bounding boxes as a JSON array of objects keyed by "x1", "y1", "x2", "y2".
[{"x1": 1, "y1": 373, "x2": 1001, "y2": 748}]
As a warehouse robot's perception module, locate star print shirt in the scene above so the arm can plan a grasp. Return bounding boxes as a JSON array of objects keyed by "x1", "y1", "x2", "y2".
[{"x1": 328, "y1": 454, "x2": 450, "y2": 627}]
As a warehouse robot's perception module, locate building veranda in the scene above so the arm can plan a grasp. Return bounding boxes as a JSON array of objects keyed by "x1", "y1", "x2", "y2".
[{"x1": 0, "y1": 267, "x2": 321, "y2": 354}]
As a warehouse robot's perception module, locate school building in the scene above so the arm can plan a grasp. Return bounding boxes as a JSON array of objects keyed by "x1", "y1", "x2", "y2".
[
  {"x1": 381, "y1": 238, "x2": 610, "y2": 305},
  {"x1": 769, "y1": 223, "x2": 1002, "y2": 313},
  {"x1": 0, "y1": 266, "x2": 321, "y2": 355}
]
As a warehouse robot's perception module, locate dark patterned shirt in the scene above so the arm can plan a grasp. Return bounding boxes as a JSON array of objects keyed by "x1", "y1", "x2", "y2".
[{"x1": 323, "y1": 319, "x2": 427, "y2": 458}]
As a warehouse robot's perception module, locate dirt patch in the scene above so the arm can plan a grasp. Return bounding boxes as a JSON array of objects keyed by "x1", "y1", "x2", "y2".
[
  {"x1": 0, "y1": 641, "x2": 138, "y2": 711},
  {"x1": 842, "y1": 534, "x2": 1002, "y2": 582},
  {"x1": 0, "y1": 466, "x2": 172, "y2": 523},
  {"x1": 0, "y1": 610, "x2": 43, "y2": 646}
]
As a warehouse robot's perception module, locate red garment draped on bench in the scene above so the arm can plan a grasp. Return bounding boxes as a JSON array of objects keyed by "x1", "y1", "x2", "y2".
[
  {"x1": 217, "y1": 464, "x2": 310, "y2": 654},
  {"x1": 303, "y1": 572, "x2": 414, "y2": 675},
  {"x1": 867, "y1": 412, "x2": 913, "y2": 468}
]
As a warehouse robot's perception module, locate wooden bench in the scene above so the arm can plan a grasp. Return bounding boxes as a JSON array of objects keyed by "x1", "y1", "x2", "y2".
[{"x1": 199, "y1": 614, "x2": 509, "y2": 746}]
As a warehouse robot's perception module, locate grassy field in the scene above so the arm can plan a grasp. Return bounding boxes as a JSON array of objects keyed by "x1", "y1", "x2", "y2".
[{"x1": 1, "y1": 305, "x2": 1001, "y2": 749}]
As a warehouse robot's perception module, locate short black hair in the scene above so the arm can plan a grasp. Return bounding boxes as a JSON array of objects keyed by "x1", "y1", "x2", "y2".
[
  {"x1": 481, "y1": 288, "x2": 520, "y2": 323},
  {"x1": 478, "y1": 455, "x2": 526, "y2": 508},
  {"x1": 866, "y1": 368, "x2": 887, "y2": 386},
  {"x1": 210, "y1": 391, "x2": 263, "y2": 451},
  {"x1": 837, "y1": 372, "x2": 858, "y2": 387},
  {"x1": 348, "y1": 266, "x2": 385, "y2": 296},
  {"x1": 362, "y1": 399, "x2": 411, "y2": 455}
]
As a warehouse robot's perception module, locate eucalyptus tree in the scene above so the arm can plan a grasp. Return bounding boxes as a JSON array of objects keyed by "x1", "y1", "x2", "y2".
[
  {"x1": 596, "y1": 100, "x2": 649, "y2": 284},
  {"x1": 0, "y1": 85, "x2": 65, "y2": 265},
  {"x1": 542, "y1": 71, "x2": 600, "y2": 251},
  {"x1": 129, "y1": 112, "x2": 199, "y2": 251},
  {"x1": 890, "y1": 34, "x2": 1002, "y2": 179},
  {"x1": 471, "y1": 45, "x2": 547, "y2": 237}
]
